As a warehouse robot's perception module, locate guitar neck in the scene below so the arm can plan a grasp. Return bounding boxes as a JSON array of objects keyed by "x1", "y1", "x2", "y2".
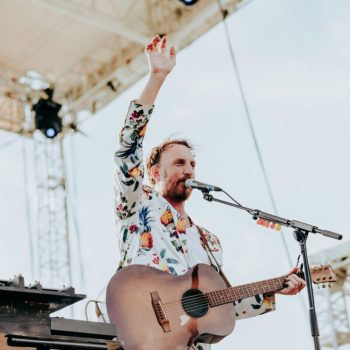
[{"x1": 206, "y1": 275, "x2": 287, "y2": 307}]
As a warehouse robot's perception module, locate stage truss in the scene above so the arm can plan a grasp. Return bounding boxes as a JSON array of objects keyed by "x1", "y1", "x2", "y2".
[{"x1": 310, "y1": 242, "x2": 350, "y2": 349}]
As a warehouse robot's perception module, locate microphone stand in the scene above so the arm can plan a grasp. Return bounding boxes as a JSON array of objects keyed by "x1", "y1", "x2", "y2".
[{"x1": 201, "y1": 191, "x2": 342, "y2": 350}]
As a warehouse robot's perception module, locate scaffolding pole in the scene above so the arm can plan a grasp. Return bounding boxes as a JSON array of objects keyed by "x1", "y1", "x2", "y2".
[
  {"x1": 310, "y1": 244, "x2": 350, "y2": 350},
  {"x1": 33, "y1": 131, "x2": 72, "y2": 288}
]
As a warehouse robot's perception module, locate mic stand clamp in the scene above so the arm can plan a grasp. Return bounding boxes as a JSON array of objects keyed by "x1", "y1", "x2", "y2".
[{"x1": 202, "y1": 192, "x2": 213, "y2": 202}]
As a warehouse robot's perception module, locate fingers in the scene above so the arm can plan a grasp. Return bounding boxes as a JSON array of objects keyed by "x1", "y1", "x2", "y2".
[
  {"x1": 298, "y1": 276, "x2": 306, "y2": 292},
  {"x1": 145, "y1": 35, "x2": 161, "y2": 53},
  {"x1": 160, "y1": 36, "x2": 167, "y2": 52},
  {"x1": 280, "y1": 274, "x2": 306, "y2": 295},
  {"x1": 170, "y1": 46, "x2": 176, "y2": 64},
  {"x1": 145, "y1": 35, "x2": 176, "y2": 57},
  {"x1": 286, "y1": 275, "x2": 301, "y2": 294}
]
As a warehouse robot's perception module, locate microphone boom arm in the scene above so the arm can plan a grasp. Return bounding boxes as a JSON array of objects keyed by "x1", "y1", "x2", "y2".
[
  {"x1": 203, "y1": 189, "x2": 342, "y2": 350},
  {"x1": 202, "y1": 193, "x2": 342, "y2": 240}
]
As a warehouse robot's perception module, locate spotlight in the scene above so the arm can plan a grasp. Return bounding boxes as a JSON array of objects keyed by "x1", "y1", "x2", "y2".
[
  {"x1": 180, "y1": 0, "x2": 199, "y2": 6},
  {"x1": 33, "y1": 88, "x2": 62, "y2": 139}
]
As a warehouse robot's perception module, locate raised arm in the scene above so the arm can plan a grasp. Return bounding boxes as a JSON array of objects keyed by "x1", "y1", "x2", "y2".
[
  {"x1": 137, "y1": 36, "x2": 176, "y2": 105},
  {"x1": 114, "y1": 35, "x2": 176, "y2": 220}
]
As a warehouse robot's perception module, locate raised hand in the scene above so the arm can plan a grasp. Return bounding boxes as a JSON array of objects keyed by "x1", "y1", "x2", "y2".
[
  {"x1": 135, "y1": 36, "x2": 176, "y2": 106},
  {"x1": 145, "y1": 35, "x2": 176, "y2": 78}
]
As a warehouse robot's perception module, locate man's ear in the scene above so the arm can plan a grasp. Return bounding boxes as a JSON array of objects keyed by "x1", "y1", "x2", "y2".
[{"x1": 150, "y1": 165, "x2": 160, "y2": 184}]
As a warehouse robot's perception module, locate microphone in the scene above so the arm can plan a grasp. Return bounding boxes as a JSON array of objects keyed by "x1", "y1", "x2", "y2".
[{"x1": 184, "y1": 179, "x2": 222, "y2": 192}]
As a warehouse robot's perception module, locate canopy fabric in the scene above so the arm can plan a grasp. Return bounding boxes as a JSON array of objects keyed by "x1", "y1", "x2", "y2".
[{"x1": 0, "y1": 0, "x2": 241, "y2": 133}]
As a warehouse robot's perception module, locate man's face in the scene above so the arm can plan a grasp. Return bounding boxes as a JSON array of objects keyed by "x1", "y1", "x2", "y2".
[{"x1": 155, "y1": 144, "x2": 196, "y2": 202}]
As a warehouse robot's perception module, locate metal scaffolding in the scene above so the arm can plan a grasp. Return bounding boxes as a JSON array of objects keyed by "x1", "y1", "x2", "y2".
[
  {"x1": 310, "y1": 242, "x2": 350, "y2": 350},
  {"x1": 33, "y1": 132, "x2": 72, "y2": 288}
]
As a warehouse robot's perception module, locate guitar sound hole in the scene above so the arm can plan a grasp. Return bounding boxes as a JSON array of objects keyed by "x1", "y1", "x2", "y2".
[{"x1": 181, "y1": 289, "x2": 209, "y2": 318}]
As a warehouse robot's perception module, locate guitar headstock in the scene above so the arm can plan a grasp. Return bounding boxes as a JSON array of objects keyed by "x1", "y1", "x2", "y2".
[{"x1": 310, "y1": 265, "x2": 337, "y2": 288}]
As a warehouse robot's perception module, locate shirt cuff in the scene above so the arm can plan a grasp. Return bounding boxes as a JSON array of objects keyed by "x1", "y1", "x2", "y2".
[{"x1": 122, "y1": 101, "x2": 153, "y2": 131}]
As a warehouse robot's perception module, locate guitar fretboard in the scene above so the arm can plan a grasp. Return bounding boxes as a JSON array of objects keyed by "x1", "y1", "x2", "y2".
[{"x1": 206, "y1": 275, "x2": 287, "y2": 307}]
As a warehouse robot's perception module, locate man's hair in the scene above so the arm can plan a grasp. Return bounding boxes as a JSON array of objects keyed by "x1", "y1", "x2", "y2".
[{"x1": 146, "y1": 138, "x2": 194, "y2": 185}]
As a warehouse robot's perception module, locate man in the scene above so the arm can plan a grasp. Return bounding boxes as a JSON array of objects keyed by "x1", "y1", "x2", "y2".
[{"x1": 114, "y1": 35, "x2": 305, "y2": 349}]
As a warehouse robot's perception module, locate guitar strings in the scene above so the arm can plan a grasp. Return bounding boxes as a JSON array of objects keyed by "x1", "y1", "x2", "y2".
[
  {"x1": 162, "y1": 285, "x2": 262, "y2": 306},
  {"x1": 162, "y1": 278, "x2": 286, "y2": 309},
  {"x1": 148, "y1": 271, "x2": 324, "y2": 316},
  {"x1": 166, "y1": 300, "x2": 210, "y2": 315},
  {"x1": 163, "y1": 292, "x2": 267, "y2": 316},
  {"x1": 154, "y1": 282, "x2": 292, "y2": 316},
  {"x1": 162, "y1": 286, "x2": 269, "y2": 309},
  {"x1": 155, "y1": 294, "x2": 218, "y2": 315},
  {"x1": 164, "y1": 299, "x2": 230, "y2": 316},
  {"x1": 162, "y1": 294, "x2": 237, "y2": 315},
  {"x1": 162, "y1": 288, "x2": 279, "y2": 315},
  {"x1": 162, "y1": 294, "x2": 221, "y2": 309},
  {"x1": 163, "y1": 292, "x2": 257, "y2": 311},
  {"x1": 164, "y1": 278, "x2": 305, "y2": 314},
  {"x1": 158, "y1": 283, "x2": 325, "y2": 317},
  {"x1": 163, "y1": 292, "x2": 235, "y2": 309},
  {"x1": 163, "y1": 279, "x2": 309, "y2": 315}
]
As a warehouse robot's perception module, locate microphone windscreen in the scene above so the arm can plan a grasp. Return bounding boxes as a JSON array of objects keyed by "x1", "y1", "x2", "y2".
[{"x1": 184, "y1": 179, "x2": 194, "y2": 188}]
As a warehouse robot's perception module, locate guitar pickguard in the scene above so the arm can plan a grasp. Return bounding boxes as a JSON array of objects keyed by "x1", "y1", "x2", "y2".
[{"x1": 180, "y1": 314, "x2": 191, "y2": 327}]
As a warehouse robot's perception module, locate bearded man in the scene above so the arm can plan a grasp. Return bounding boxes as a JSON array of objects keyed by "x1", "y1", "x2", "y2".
[{"x1": 113, "y1": 35, "x2": 305, "y2": 350}]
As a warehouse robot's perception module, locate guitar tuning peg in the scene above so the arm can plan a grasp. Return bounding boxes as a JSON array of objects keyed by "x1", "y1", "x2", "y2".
[{"x1": 322, "y1": 284, "x2": 326, "y2": 288}]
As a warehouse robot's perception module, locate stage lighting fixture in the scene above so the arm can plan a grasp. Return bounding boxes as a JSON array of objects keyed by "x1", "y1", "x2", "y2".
[
  {"x1": 33, "y1": 89, "x2": 62, "y2": 139},
  {"x1": 180, "y1": 0, "x2": 199, "y2": 6}
]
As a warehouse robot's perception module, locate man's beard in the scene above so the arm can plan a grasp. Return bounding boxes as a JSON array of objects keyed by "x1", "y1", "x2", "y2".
[{"x1": 163, "y1": 177, "x2": 192, "y2": 202}]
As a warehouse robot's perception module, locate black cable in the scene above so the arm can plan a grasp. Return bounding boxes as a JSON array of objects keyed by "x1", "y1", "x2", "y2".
[
  {"x1": 215, "y1": 0, "x2": 293, "y2": 267},
  {"x1": 223, "y1": 190, "x2": 258, "y2": 216},
  {"x1": 222, "y1": 189, "x2": 242, "y2": 206}
]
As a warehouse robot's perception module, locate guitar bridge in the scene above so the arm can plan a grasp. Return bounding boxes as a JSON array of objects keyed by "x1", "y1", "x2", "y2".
[{"x1": 150, "y1": 291, "x2": 171, "y2": 333}]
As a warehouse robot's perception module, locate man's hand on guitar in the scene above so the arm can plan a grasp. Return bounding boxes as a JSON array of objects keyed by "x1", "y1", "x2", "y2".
[
  {"x1": 145, "y1": 35, "x2": 176, "y2": 79},
  {"x1": 277, "y1": 267, "x2": 306, "y2": 295}
]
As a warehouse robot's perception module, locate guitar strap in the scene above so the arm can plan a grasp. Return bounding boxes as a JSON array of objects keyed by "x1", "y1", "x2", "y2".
[{"x1": 195, "y1": 225, "x2": 232, "y2": 288}]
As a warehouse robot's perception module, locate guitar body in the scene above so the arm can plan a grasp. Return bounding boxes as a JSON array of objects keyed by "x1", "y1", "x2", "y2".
[{"x1": 106, "y1": 264, "x2": 236, "y2": 350}]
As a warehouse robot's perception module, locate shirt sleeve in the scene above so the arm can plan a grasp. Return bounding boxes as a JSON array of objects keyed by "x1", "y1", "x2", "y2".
[
  {"x1": 114, "y1": 101, "x2": 154, "y2": 220},
  {"x1": 234, "y1": 293, "x2": 276, "y2": 320}
]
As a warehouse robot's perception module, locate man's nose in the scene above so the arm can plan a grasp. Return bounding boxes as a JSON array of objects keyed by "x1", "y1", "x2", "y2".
[{"x1": 184, "y1": 163, "x2": 194, "y2": 176}]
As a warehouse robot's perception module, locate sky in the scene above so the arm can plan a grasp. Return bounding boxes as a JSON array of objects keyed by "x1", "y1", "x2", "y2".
[{"x1": 1, "y1": 0, "x2": 350, "y2": 349}]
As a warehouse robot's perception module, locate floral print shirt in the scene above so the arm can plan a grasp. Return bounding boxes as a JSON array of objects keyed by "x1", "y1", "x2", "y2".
[{"x1": 114, "y1": 101, "x2": 276, "y2": 348}]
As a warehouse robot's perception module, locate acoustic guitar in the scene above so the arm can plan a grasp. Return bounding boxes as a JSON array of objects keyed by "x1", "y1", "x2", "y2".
[{"x1": 106, "y1": 263, "x2": 335, "y2": 350}]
